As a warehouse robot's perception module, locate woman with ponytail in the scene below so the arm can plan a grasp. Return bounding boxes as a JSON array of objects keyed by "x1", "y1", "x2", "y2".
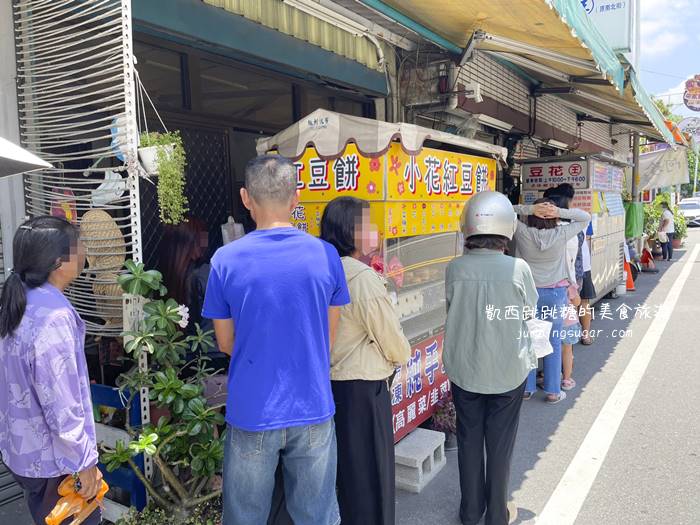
[{"x1": 0, "y1": 216, "x2": 102, "y2": 524}]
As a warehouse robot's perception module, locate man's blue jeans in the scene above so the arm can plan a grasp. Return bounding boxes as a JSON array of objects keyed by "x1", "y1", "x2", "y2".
[
  {"x1": 526, "y1": 287, "x2": 567, "y2": 395},
  {"x1": 222, "y1": 420, "x2": 340, "y2": 525}
]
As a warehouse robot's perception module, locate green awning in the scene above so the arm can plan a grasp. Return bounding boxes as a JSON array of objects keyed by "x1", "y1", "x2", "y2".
[{"x1": 629, "y1": 71, "x2": 677, "y2": 146}]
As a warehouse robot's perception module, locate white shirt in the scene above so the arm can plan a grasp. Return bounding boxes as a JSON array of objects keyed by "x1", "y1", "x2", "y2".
[
  {"x1": 661, "y1": 209, "x2": 675, "y2": 233},
  {"x1": 581, "y1": 237, "x2": 592, "y2": 272}
]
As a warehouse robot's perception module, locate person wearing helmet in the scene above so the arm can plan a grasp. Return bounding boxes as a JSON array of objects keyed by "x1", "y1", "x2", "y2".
[{"x1": 444, "y1": 191, "x2": 539, "y2": 525}]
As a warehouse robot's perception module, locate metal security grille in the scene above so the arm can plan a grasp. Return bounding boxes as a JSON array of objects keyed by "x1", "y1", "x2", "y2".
[{"x1": 13, "y1": 0, "x2": 141, "y2": 337}]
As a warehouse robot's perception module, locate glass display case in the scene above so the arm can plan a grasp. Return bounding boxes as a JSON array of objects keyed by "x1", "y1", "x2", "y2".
[{"x1": 384, "y1": 232, "x2": 459, "y2": 341}]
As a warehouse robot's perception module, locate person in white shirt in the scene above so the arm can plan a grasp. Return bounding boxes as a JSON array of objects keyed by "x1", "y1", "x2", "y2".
[{"x1": 659, "y1": 202, "x2": 675, "y2": 261}]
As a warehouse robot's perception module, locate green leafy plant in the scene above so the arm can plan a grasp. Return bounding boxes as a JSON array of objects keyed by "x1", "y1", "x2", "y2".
[
  {"x1": 118, "y1": 260, "x2": 167, "y2": 297},
  {"x1": 643, "y1": 193, "x2": 670, "y2": 239},
  {"x1": 101, "y1": 261, "x2": 225, "y2": 519},
  {"x1": 140, "y1": 131, "x2": 188, "y2": 225},
  {"x1": 643, "y1": 192, "x2": 687, "y2": 242},
  {"x1": 674, "y1": 206, "x2": 688, "y2": 240}
]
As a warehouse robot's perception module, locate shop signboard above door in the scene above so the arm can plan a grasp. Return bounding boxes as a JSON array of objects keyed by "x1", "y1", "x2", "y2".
[
  {"x1": 522, "y1": 161, "x2": 588, "y2": 191},
  {"x1": 290, "y1": 142, "x2": 496, "y2": 237},
  {"x1": 291, "y1": 142, "x2": 497, "y2": 203}
]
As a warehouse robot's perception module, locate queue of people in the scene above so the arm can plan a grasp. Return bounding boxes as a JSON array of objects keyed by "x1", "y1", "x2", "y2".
[{"x1": 0, "y1": 155, "x2": 598, "y2": 525}]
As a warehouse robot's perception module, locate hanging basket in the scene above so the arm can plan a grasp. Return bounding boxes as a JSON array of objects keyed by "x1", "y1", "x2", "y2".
[{"x1": 138, "y1": 143, "x2": 174, "y2": 175}]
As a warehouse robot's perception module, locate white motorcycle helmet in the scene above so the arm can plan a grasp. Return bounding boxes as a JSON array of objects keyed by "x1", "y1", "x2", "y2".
[{"x1": 460, "y1": 191, "x2": 518, "y2": 240}]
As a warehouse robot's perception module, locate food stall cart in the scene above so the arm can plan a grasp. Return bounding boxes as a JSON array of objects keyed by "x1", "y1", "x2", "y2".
[
  {"x1": 257, "y1": 109, "x2": 507, "y2": 441},
  {"x1": 520, "y1": 154, "x2": 627, "y2": 303}
]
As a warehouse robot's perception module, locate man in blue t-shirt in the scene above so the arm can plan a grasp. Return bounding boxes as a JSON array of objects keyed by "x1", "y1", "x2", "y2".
[{"x1": 203, "y1": 155, "x2": 349, "y2": 525}]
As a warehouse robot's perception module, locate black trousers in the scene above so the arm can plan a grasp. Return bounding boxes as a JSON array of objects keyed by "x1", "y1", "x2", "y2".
[
  {"x1": 332, "y1": 379, "x2": 395, "y2": 525},
  {"x1": 452, "y1": 381, "x2": 526, "y2": 525},
  {"x1": 10, "y1": 472, "x2": 101, "y2": 525}
]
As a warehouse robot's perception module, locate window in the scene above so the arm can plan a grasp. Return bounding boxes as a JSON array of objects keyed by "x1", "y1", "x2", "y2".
[
  {"x1": 134, "y1": 42, "x2": 185, "y2": 109},
  {"x1": 199, "y1": 60, "x2": 293, "y2": 128}
]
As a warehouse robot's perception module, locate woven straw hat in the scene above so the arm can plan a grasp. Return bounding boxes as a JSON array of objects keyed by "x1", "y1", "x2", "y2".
[
  {"x1": 92, "y1": 272, "x2": 123, "y2": 326},
  {"x1": 80, "y1": 209, "x2": 126, "y2": 272}
]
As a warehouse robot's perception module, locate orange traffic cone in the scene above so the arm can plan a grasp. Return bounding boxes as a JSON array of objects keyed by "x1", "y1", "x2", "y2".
[{"x1": 624, "y1": 260, "x2": 635, "y2": 291}]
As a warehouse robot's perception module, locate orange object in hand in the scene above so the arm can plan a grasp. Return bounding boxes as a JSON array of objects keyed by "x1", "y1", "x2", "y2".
[{"x1": 45, "y1": 474, "x2": 108, "y2": 525}]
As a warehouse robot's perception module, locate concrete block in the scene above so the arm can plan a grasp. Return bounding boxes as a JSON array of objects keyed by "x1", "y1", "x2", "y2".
[{"x1": 395, "y1": 428, "x2": 446, "y2": 493}]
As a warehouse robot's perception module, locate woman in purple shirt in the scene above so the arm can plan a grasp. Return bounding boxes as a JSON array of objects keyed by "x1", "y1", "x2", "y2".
[{"x1": 0, "y1": 216, "x2": 102, "y2": 524}]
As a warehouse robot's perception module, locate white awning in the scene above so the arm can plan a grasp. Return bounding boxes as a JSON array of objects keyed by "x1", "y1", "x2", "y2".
[
  {"x1": 0, "y1": 137, "x2": 51, "y2": 178},
  {"x1": 256, "y1": 109, "x2": 508, "y2": 164}
]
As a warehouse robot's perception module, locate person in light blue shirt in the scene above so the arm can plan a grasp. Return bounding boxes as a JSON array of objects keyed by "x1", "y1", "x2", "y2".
[
  {"x1": 203, "y1": 155, "x2": 350, "y2": 525},
  {"x1": 445, "y1": 192, "x2": 539, "y2": 525}
]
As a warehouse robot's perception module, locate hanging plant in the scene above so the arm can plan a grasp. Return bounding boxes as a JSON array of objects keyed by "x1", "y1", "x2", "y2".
[{"x1": 139, "y1": 131, "x2": 188, "y2": 225}]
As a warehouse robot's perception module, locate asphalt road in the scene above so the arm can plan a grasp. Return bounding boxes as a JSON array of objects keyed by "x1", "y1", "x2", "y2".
[{"x1": 397, "y1": 228, "x2": 700, "y2": 525}]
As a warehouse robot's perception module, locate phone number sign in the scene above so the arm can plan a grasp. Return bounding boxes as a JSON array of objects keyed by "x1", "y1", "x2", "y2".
[
  {"x1": 523, "y1": 162, "x2": 587, "y2": 191},
  {"x1": 391, "y1": 333, "x2": 450, "y2": 442}
]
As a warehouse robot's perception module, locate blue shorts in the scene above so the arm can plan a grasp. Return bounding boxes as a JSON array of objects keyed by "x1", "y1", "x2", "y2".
[{"x1": 560, "y1": 322, "x2": 582, "y2": 345}]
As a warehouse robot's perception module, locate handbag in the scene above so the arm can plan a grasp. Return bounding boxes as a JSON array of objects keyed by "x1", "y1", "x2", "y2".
[
  {"x1": 658, "y1": 231, "x2": 668, "y2": 243},
  {"x1": 526, "y1": 317, "x2": 554, "y2": 358}
]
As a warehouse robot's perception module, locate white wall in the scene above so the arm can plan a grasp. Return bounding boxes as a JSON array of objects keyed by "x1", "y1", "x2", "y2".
[{"x1": 0, "y1": 0, "x2": 26, "y2": 281}]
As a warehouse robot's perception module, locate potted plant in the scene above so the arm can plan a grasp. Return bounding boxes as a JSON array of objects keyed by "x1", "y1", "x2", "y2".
[
  {"x1": 101, "y1": 261, "x2": 225, "y2": 522},
  {"x1": 673, "y1": 205, "x2": 687, "y2": 249},
  {"x1": 138, "y1": 131, "x2": 188, "y2": 225}
]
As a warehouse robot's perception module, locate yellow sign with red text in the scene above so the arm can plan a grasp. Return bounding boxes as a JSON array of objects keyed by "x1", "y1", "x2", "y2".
[
  {"x1": 290, "y1": 143, "x2": 495, "y2": 238},
  {"x1": 385, "y1": 143, "x2": 496, "y2": 201},
  {"x1": 294, "y1": 143, "x2": 383, "y2": 202}
]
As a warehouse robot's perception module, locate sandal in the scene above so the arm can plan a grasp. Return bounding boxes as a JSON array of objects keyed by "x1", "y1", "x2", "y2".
[
  {"x1": 507, "y1": 501, "x2": 518, "y2": 525},
  {"x1": 561, "y1": 378, "x2": 576, "y2": 391},
  {"x1": 523, "y1": 391, "x2": 535, "y2": 400},
  {"x1": 580, "y1": 336, "x2": 593, "y2": 346},
  {"x1": 545, "y1": 391, "x2": 567, "y2": 404}
]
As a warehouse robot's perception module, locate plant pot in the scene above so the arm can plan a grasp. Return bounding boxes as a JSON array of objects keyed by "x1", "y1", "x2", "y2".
[
  {"x1": 150, "y1": 403, "x2": 170, "y2": 423},
  {"x1": 672, "y1": 238, "x2": 682, "y2": 249},
  {"x1": 138, "y1": 144, "x2": 174, "y2": 175}
]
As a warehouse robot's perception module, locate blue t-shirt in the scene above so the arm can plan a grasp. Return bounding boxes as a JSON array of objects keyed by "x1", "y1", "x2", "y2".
[{"x1": 202, "y1": 227, "x2": 350, "y2": 431}]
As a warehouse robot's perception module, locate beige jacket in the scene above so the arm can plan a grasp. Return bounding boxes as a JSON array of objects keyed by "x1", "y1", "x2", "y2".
[{"x1": 331, "y1": 257, "x2": 411, "y2": 381}]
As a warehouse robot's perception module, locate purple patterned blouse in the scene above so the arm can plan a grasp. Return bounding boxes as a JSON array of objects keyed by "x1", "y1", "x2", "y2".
[{"x1": 0, "y1": 284, "x2": 98, "y2": 478}]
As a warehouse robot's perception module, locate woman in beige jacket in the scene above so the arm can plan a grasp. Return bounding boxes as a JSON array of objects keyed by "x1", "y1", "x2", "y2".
[{"x1": 321, "y1": 196, "x2": 411, "y2": 525}]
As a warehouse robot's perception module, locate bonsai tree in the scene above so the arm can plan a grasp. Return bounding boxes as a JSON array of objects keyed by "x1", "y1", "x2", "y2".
[
  {"x1": 101, "y1": 260, "x2": 225, "y2": 520},
  {"x1": 140, "y1": 131, "x2": 188, "y2": 225}
]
